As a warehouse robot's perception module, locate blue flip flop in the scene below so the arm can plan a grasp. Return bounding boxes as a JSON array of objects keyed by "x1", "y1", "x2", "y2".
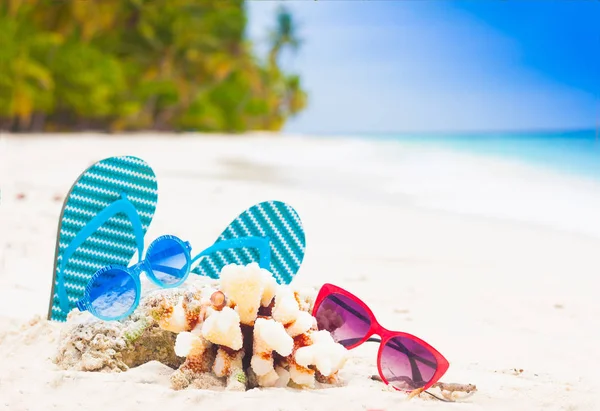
[
  {"x1": 190, "y1": 200, "x2": 306, "y2": 285},
  {"x1": 47, "y1": 156, "x2": 158, "y2": 322}
]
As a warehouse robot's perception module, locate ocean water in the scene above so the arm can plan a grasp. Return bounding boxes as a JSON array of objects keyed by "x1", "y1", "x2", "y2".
[
  {"x1": 275, "y1": 129, "x2": 600, "y2": 237},
  {"x1": 367, "y1": 129, "x2": 600, "y2": 181},
  {"x1": 347, "y1": 128, "x2": 600, "y2": 239}
]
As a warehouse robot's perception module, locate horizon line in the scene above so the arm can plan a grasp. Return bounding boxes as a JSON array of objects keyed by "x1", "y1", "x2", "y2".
[{"x1": 285, "y1": 127, "x2": 597, "y2": 137}]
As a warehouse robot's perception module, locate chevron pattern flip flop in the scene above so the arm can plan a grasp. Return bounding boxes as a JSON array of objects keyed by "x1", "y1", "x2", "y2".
[
  {"x1": 191, "y1": 201, "x2": 306, "y2": 285},
  {"x1": 48, "y1": 156, "x2": 158, "y2": 322}
]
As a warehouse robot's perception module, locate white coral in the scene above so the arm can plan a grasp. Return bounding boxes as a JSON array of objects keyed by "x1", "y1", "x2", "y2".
[
  {"x1": 201, "y1": 307, "x2": 243, "y2": 350},
  {"x1": 220, "y1": 263, "x2": 268, "y2": 325},
  {"x1": 293, "y1": 286, "x2": 317, "y2": 312},
  {"x1": 285, "y1": 311, "x2": 315, "y2": 337},
  {"x1": 294, "y1": 330, "x2": 348, "y2": 377},
  {"x1": 255, "y1": 317, "x2": 294, "y2": 356},
  {"x1": 289, "y1": 362, "x2": 315, "y2": 388},
  {"x1": 257, "y1": 368, "x2": 280, "y2": 387},
  {"x1": 274, "y1": 366, "x2": 291, "y2": 387},
  {"x1": 157, "y1": 296, "x2": 189, "y2": 333},
  {"x1": 272, "y1": 286, "x2": 301, "y2": 325},
  {"x1": 174, "y1": 331, "x2": 196, "y2": 357},
  {"x1": 149, "y1": 263, "x2": 349, "y2": 391},
  {"x1": 271, "y1": 286, "x2": 314, "y2": 337},
  {"x1": 213, "y1": 347, "x2": 244, "y2": 386},
  {"x1": 260, "y1": 269, "x2": 278, "y2": 307},
  {"x1": 251, "y1": 318, "x2": 293, "y2": 376}
]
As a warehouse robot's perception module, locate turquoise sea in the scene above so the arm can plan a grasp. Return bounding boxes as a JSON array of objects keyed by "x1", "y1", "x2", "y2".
[{"x1": 363, "y1": 129, "x2": 600, "y2": 181}]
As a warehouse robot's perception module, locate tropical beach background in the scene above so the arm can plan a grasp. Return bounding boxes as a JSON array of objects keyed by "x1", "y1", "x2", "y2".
[{"x1": 1, "y1": 1, "x2": 600, "y2": 410}]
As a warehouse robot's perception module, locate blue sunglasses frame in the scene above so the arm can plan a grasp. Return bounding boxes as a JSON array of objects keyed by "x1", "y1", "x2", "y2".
[
  {"x1": 75, "y1": 234, "x2": 272, "y2": 321},
  {"x1": 55, "y1": 192, "x2": 144, "y2": 315}
]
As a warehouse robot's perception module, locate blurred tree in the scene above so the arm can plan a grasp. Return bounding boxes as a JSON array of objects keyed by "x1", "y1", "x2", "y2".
[
  {"x1": 260, "y1": 5, "x2": 307, "y2": 130},
  {"x1": 0, "y1": 0, "x2": 307, "y2": 132},
  {"x1": 268, "y1": 5, "x2": 302, "y2": 69}
]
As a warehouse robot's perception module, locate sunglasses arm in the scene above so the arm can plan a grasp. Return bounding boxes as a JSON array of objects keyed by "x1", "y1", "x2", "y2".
[
  {"x1": 76, "y1": 298, "x2": 89, "y2": 313},
  {"x1": 189, "y1": 236, "x2": 271, "y2": 270}
]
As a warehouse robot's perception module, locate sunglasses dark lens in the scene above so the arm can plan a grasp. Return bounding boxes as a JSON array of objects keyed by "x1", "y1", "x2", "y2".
[
  {"x1": 88, "y1": 267, "x2": 137, "y2": 319},
  {"x1": 314, "y1": 293, "x2": 372, "y2": 347},
  {"x1": 380, "y1": 336, "x2": 438, "y2": 391},
  {"x1": 146, "y1": 238, "x2": 189, "y2": 286}
]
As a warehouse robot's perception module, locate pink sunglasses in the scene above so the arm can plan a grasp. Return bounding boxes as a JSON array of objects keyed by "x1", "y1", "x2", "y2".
[{"x1": 312, "y1": 283, "x2": 449, "y2": 396}]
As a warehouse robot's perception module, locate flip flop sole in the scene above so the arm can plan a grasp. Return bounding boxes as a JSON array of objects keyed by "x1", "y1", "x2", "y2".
[
  {"x1": 191, "y1": 200, "x2": 306, "y2": 284},
  {"x1": 48, "y1": 156, "x2": 158, "y2": 322}
]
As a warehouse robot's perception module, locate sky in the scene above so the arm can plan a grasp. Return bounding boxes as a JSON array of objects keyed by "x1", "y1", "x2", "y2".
[{"x1": 246, "y1": 1, "x2": 600, "y2": 134}]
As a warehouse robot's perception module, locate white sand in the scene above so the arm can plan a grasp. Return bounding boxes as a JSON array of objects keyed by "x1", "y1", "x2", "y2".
[{"x1": 1, "y1": 133, "x2": 599, "y2": 411}]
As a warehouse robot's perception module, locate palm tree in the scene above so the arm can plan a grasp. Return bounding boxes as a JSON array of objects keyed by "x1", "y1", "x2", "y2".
[
  {"x1": 259, "y1": 6, "x2": 307, "y2": 131},
  {"x1": 268, "y1": 6, "x2": 301, "y2": 70},
  {"x1": 1, "y1": 0, "x2": 308, "y2": 133}
]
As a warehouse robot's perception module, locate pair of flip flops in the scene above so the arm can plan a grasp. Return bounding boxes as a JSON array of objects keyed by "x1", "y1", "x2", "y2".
[{"x1": 48, "y1": 156, "x2": 306, "y2": 322}]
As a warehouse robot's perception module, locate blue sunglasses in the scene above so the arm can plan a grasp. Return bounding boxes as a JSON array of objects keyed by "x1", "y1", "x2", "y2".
[{"x1": 75, "y1": 234, "x2": 271, "y2": 321}]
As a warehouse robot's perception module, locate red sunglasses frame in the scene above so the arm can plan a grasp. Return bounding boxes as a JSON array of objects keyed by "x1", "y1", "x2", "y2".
[{"x1": 312, "y1": 283, "x2": 450, "y2": 393}]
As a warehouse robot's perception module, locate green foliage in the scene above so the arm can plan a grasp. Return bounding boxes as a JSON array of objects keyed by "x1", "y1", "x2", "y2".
[
  {"x1": 123, "y1": 316, "x2": 151, "y2": 345},
  {"x1": 235, "y1": 371, "x2": 247, "y2": 384},
  {"x1": 0, "y1": 0, "x2": 307, "y2": 132}
]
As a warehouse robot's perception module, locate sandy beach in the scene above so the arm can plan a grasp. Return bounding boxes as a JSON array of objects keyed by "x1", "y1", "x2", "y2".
[{"x1": 1, "y1": 133, "x2": 599, "y2": 411}]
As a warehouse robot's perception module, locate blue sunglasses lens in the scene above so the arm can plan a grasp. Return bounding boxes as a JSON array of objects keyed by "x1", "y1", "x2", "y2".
[
  {"x1": 146, "y1": 237, "x2": 189, "y2": 286},
  {"x1": 88, "y1": 267, "x2": 137, "y2": 319}
]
